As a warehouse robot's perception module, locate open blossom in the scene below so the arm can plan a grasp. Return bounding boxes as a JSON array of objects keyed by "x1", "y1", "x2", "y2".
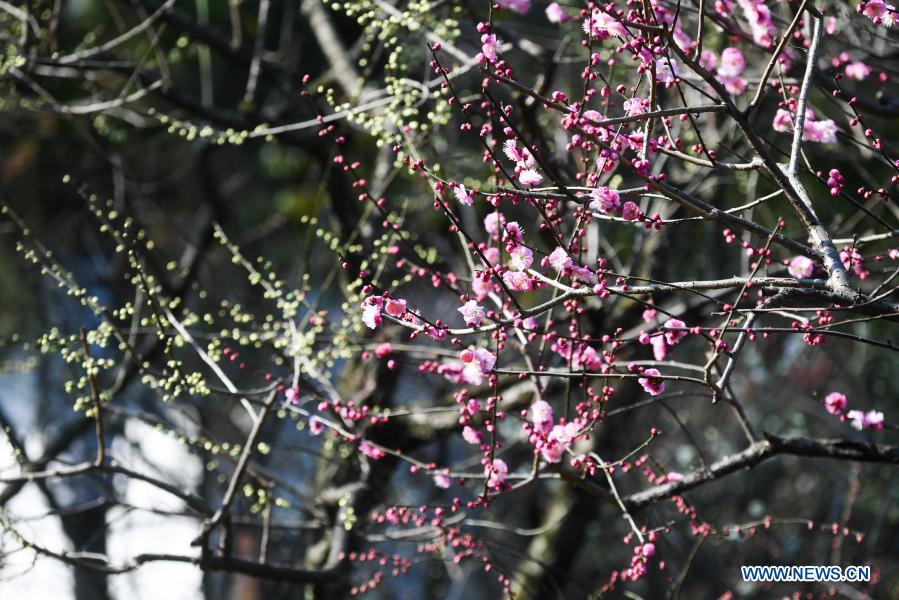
[
  {"x1": 530, "y1": 400, "x2": 554, "y2": 434},
  {"x1": 738, "y1": 0, "x2": 775, "y2": 45},
  {"x1": 462, "y1": 425, "x2": 482, "y2": 445},
  {"x1": 860, "y1": 1, "x2": 896, "y2": 27},
  {"x1": 788, "y1": 255, "x2": 815, "y2": 279},
  {"x1": 384, "y1": 298, "x2": 406, "y2": 317},
  {"x1": 509, "y1": 245, "x2": 534, "y2": 271},
  {"x1": 454, "y1": 184, "x2": 473, "y2": 206},
  {"x1": 496, "y1": 0, "x2": 530, "y2": 14},
  {"x1": 663, "y1": 319, "x2": 687, "y2": 345},
  {"x1": 772, "y1": 109, "x2": 838, "y2": 143},
  {"x1": 845, "y1": 61, "x2": 872, "y2": 80},
  {"x1": 486, "y1": 458, "x2": 509, "y2": 489},
  {"x1": 484, "y1": 211, "x2": 506, "y2": 235},
  {"x1": 638, "y1": 368, "x2": 666, "y2": 396},
  {"x1": 433, "y1": 473, "x2": 451, "y2": 488},
  {"x1": 458, "y1": 300, "x2": 485, "y2": 327},
  {"x1": 589, "y1": 186, "x2": 621, "y2": 214},
  {"x1": 699, "y1": 49, "x2": 718, "y2": 71},
  {"x1": 622, "y1": 201, "x2": 641, "y2": 222},
  {"x1": 825, "y1": 392, "x2": 847, "y2": 415},
  {"x1": 547, "y1": 247, "x2": 572, "y2": 272},
  {"x1": 650, "y1": 335, "x2": 668, "y2": 361},
  {"x1": 545, "y1": 2, "x2": 565, "y2": 22},
  {"x1": 847, "y1": 409, "x2": 886, "y2": 431},
  {"x1": 623, "y1": 97, "x2": 647, "y2": 116},
  {"x1": 518, "y1": 168, "x2": 542, "y2": 187},
  {"x1": 717, "y1": 48, "x2": 745, "y2": 78},
  {"x1": 361, "y1": 295, "x2": 384, "y2": 329},
  {"x1": 503, "y1": 270, "x2": 533, "y2": 291},
  {"x1": 655, "y1": 57, "x2": 680, "y2": 84},
  {"x1": 359, "y1": 441, "x2": 385, "y2": 460},
  {"x1": 480, "y1": 33, "x2": 499, "y2": 63},
  {"x1": 583, "y1": 8, "x2": 627, "y2": 39}
]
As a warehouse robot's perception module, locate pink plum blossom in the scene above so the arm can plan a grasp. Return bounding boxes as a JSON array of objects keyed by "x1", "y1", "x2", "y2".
[
  {"x1": 503, "y1": 270, "x2": 533, "y2": 291},
  {"x1": 788, "y1": 255, "x2": 815, "y2": 279},
  {"x1": 486, "y1": 458, "x2": 509, "y2": 489},
  {"x1": 825, "y1": 392, "x2": 847, "y2": 415},
  {"x1": 359, "y1": 441, "x2": 385, "y2": 460},
  {"x1": 458, "y1": 300, "x2": 485, "y2": 327},
  {"x1": 547, "y1": 247, "x2": 572, "y2": 272},
  {"x1": 518, "y1": 168, "x2": 542, "y2": 187},
  {"x1": 622, "y1": 201, "x2": 641, "y2": 221},
  {"x1": 530, "y1": 400, "x2": 554, "y2": 434},
  {"x1": 583, "y1": 9, "x2": 628, "y2": 39},
  {"x1": 589, "y1": 186, "x2": 621, "y2": 214},
  {"x1": 545, "y1": 2, "x2": 565, "y2": 23},
  {"x1": 663, "y1": 319, "x2": 687, "y2": 345},
  {"x1": 462, "y1": 426, "x2": 482, "y2": 445},
  {"x1": 454, "y1": 183, "x2": 473, "y2": 206},
  {"x1": 384, "y1": 298, "x2": 406, "y2": 317},
  {"x1": 509, "y1": 245, "x2": 534, "y2": 271},
  {"x1": 860, "y1": 1, "x2": 896, "y2": 27},
  {"x1": 638, "y1": 368, "x2": 666, "y2": 396}
]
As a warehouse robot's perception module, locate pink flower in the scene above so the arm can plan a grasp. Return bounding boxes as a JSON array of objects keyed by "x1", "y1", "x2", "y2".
[
  {"x1": 638, "y1": 368, "x2": 666, "y2": 396},
  {"x1": 663, "y1": 319, "x2": 687, "y2": 345},
  {"x1": 717, "y1": 48, "x2": 745, "y2": 78},
  {"x1": 655, "y1": 58, "x2": 680, "y2": 84},
  {"x1": 362, "y1": 304, "x2": 382, "y2": 329},
  {"x1": 650, "y1": 335, "x2": 668, "y2": 361},
  {"x1": 699, "y1": 49, "x2": 718, "y2": 71},
  {"x1": 622, "y1": 201, "x2": 641, "y2": 221},
  {"x1": 433, "y1": 473, "x2": 451, "y2": 488},
  {"x1": 738, "y1": 0, "x2": 775, "y2": 45},
  {"x1": 623, "y1": 98, "x2": 647, "y2": 116},
  {"x1": 545, "y1": 2, "x2": 565, "y2": 22},
  {"x1": 518, "y1": 168, "x2": 542, "y2": 187},
  {"x1": 861, "y1": 1, "x2": 896, "y2": 27},
  {"x1": 847, "y1": 409, "x2": 886, "y2": 431},
  {"x1": 308, "y1": 416, "x2": 324, "y2": 435},
  {"x1": 844, "y1": 61, "x2": 872, "y2": 80},
  {"x1": 505, "y1": 221, "x2": 524, "y2": 243},
  {"x1": 547, "y1": 247, "x2": 572, "y2": 272},
  {"x1": 503, "y1": 139, "x2": 523, "y2": 163},
  {"x1": 462, "y1": 426, "x2": 482, "y2": 445},
  {"x1": 641, "y1": 543, "x2": 657, "y2": 557},
  {"x1": 374, "y1": 342, "x2": 393, "y2": 358},
  {"x1": 824, "y1": 392, "x2": 847, "y2": 415},
  {"x1": 473, "y1": 348, "x2": 496, "y2": 373},
  {"x1": 529, "y1": 400, "x2": 554, "y2": 434},
  {"x1": 486, "y1": 458, "x2": 509, "y2": 489},
  {"x1": 583, "y1": 9, "x2": 628, "y2": 39},
  {"x1": 788, "y1": 255, "x2": 815, "y2": 279},
  {"x1": 509, "y1": 246, "x2": 534, "y2": 271},
  {"x1": 360, "y1": 441, "x2": 385, "y2": 460},
  {"x1": 804, "y1": 119, "x2": 838, "y2": 143},
  {"x1": 666, "y1": 472, "x2": 685, "y2": 483},
  {"x1": 503, "y1": 270, "x2": 533, "y2": 291},
  {"x1": 496, "y1": 0, "x2": 530, "y2": 14},
  {"x1": 384, "y1": 298, "x2": 406, "y2": 317},
  {"x1": 458, "y1": 300, "x2": 485, "y2": 327},
  {"x1": 454, "y1": 183, "x2": 474, "y2": 206},
  {"x1": 589, "y1": 186, "x2": 621, "y2": 214},
  {"x1": 484, "y1": 212, "x2": 506, "y2": 235},
  {"x1": 285, "y1": 387, "x2": 299, "y2": 404},
  {"x1": 772, "y1": 109, "x2": 794, "y2": 132},
  {"x1": 480, "y1": 33, "x2": 499, "y2": 63}
]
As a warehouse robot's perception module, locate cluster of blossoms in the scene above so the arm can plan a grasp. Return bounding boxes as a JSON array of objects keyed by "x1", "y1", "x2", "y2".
[
  {"x1": 639, "y1": 318, "x2": 688, "y2": 363},
  {"x1": 858, "y1": 0, "x2": 896, "y2": 26},
  {"x1": 824, "y1": 392, "x2": 885, "y2": 431},
  {"x1": 524, "y1": 399, "x2": 587, "y2": 463},
  {"x1": 772, "y1": 107, "x2": 838, "y2": 144}
]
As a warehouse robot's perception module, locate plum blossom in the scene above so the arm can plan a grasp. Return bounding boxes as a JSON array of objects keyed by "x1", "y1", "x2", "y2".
[
  {"x1": 547, "y1": 247, "x2": 573, "y2": 272},
  {"x1": 788, "y1": 255, "x2": 815, "y2": 279},
  {"x1": 519, "y1": 168, "x2": 542, "y2": 187},
  {"x1": 433, "y1": 473, "x2": 451, "y2": 488},
  {"x1": 699, "y1": 49, "x2": 718, "y2": 71},
  {"x1": 486, "y1": 458, "x2": 509, "y2": 489},
  {"x1": 480, "y1": 33, "x2": 499, "y2": 63},
  {"x1": 496, "y1": 0, "x2": 530, "y2": 14},
  {"x1": 462, "y1": 426, "x2": 482, "y2": 445},
  {"x1": 772, "y1": 109, "x2": 838, "y2": 143},
  {"x1": 454, "y1": 184, "x2": 473, "y2": 206},
  {"x1": 374, "y1": 343, "x2": 393, "y2": 358},
  {"x1": 458, "y1": 300, "x2": 485, "y2": 326},
  {"x1": 622, "y1": 201, "x2": 641, "y2": 221},
  {"x1": 505, "y1": 221, "x2": 524, "y2": 244},
  {"x1": 361, "y1": 295, "x2": 384, "y2": 329},
  {"x1": 359, "y1": 441, "x2": 385, "y2": 460},
  {"x1": 503, "y1": 270, "x2": 533, "y2": 291},
  {"x1": 845, "y1": 61, "x2": 872, "y2": 80},
  {"x1": 650, "y1": 335, "x2": 668, "y2": 361},
  {"x1": 718, "y1": 47, "x2": 745, "y2": 78},
  {"x1": 583, "y1": 8, "x2": 628, "y2": 39},
  {"x1": 623, "y1": 97, "x2": 648, "y2": 116},
  {"x1": 530, "y1": 400, "x2": 554, "y2": 434},
  {"x1": 484, "y1": 212, "x2": 506, "y2": 235},
  {"x1": 738, "y1": 0, "x2": 776, "y2": 46},
  {"x1": 589, "y1": 186, "x2": 621, "y2": 214},
  {"x1": 638, "y1": 368, "x2": 666, "y2": 396},
  {"x1": 509, "y1": 245, "x2": 534, "y2": 271},
  {"x1": 545, "y1": 2, "x2": 565, "y2": 23},
  {"x1": 655, "y1": 57, "x2": 680, "y2": 84},
  {"x1": 859, "y1": 1, "x2": 896, "y2": 27},
  {"x1": 824, "y1": 392, "x2": 847, "y2": 415},
  {"x1": 847, "y1": 409, "x2": 886, "y2": 431},
  {"x1": 666, "y1": 472, "x2": 685, "y2": 483},
  {"x1": 384, "y1": 298, "x2": 406, "y2": 317},
  {"x1": 308, "y1": 416, "x2": 324, "y2": 435},
  {"x1": 663, "y1": 319, "x2": 687, "y2": 345}
]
